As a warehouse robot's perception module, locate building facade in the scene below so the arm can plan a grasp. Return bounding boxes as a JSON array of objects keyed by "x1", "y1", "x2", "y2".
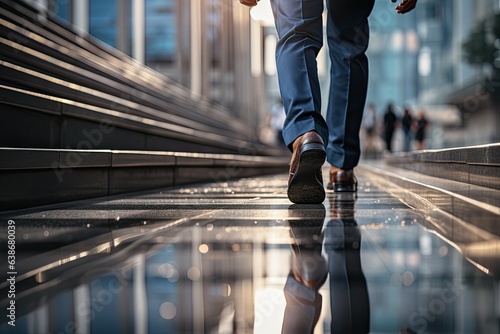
[
  {"x1": 366, "y1": 0, "x2": 419, "y2": 111},
  {"x1": 25, "y1": 0, "x2": 270, "y2": 132},
  {"x1": 415, "y1": 0, "x2": 500, "y2": 147},
  {"x1": 366, "y1": 0, "x2": 500, "y2": 149},
  {"x1": 26, "y1": 0, "x2": 500, "y2": 149}
]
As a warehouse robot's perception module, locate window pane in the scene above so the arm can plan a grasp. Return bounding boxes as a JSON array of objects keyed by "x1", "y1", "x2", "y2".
[
  {"x1": 89, "y1": 0, "x2": 118, "y2": 48},
  {"x1": 49, "y1": 0, "x2": 71, "y2": 22},
  {"x1": 145, "y1": 0, "x2": 176, "y2": 64}
]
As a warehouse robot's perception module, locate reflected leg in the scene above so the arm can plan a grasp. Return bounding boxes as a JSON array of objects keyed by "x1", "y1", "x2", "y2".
[
  {"x1": 325, "y1": 196, "x2": 370, "y2": 333},
  {"x1": 282, "y1": 205, "x2": 327, "y2": 334}
]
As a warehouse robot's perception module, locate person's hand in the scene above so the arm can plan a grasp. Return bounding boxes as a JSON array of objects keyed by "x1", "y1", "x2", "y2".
[
  {"x1": 240, "y1": 0, "x2": 259, "y2": 7},
  {"x1": 395, "y1": 0, "x2": 417, "y2": 14}
]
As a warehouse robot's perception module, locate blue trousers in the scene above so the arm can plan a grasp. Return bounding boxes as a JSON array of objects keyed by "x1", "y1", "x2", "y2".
[{"x1": 271, "y1": 0, "x2": 375, "y2": 169}]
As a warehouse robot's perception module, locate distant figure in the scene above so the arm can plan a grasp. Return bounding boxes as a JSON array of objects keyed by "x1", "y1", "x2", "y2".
[
  {"x1": 401, "y1": 106, "x2": 414, "y2": 152},
  {"x1": 270, "y1": 98, "x2": 286, "y2": 146},
  {"x1": 414, "y1": 111, "x2": 429, "y2": 150},
  {"x1": 383, "y1": 103, "x2": 398, "y2": 153},
  {"x1": 362, "y1": 103, "x2": 377, "y2": 159}
]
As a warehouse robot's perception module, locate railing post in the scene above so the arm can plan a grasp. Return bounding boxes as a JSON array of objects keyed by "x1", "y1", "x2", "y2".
[
  {"x1": 132, "y1": 0, "x2": 145, "y2": 64},
  {"x1": 73, "y1": 0, "x2": 89, "y2": 36},
  {"x1": 190, "y1": 0, "x2": 203, "y2": 97}
]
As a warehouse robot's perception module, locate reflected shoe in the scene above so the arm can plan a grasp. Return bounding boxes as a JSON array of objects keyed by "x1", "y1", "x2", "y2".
[
  {"x1": 329, "y1": 193, "x2": 356, "y2": 220},
  {"x1": 288, "y1": 204, "x2": 327, "y2": 290},
  {"x1": 327, "y1": 168, "x2": 357, "y2": 192},
  {"x1": 287, "y1": 132, "x2": 326, "y2": 204},
  {"x1": 290, "y1": 243, "x2": 327, "y2": 289},
  {"x1": 239, "y1": 0, "x2": 259, "y2": 6}
]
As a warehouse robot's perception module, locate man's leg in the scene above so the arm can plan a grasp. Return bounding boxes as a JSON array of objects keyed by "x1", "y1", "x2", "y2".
[
  {"x1": 271, "y1": 0, "x2": 328, "y2": 148},
  {"x1": 325, "y1": 0, "x2": 375, "y2": 170},
  {"x1": 271, "y1": 0, "x2": 328, "y2": 204}
]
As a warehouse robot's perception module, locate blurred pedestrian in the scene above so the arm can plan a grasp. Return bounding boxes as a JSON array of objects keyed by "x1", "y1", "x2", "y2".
[
  {"x1": 240, "y1": 0, "x2": 418, "y2": 203},
  {"x1": 383, "y1": 103, "x2": 398, "y2": 153},
  {"x1": 414, "y1": 110, "x2": 429, "y2": 150},
  {"x1": 401, "y1": 106, "x2": 414, "y2": 152},
  {"x1": 270, "y1": 98, "x2": 286, "y2": 146},
  {"x1": 363, "y1": 103, "x2": 378, "y2": 159}
]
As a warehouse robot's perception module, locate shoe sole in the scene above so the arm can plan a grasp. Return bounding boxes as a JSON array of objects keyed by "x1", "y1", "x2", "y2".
[{"x1": 287, "y1": 143, "x2": 326, "y2": 204}]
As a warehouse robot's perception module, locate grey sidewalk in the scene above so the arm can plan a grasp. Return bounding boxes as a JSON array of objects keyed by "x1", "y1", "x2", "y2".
[{"x1": 1, "y1": 165, "x2": 498, "y2": 333}]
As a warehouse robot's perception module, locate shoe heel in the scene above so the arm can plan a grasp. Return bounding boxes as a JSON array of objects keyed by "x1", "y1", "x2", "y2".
[
  {"x1": 299, "y1": 143, "x2": 326, "y2": 168},
  {"x1": 299, "y1": 143, "x2": 326, "y2": 155}
]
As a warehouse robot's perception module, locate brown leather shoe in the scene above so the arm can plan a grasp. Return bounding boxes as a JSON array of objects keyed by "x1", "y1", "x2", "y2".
[
  {"x1": 239, "y1": 0, "x2": 259, "y2": 7},
  {"x1": 327, "y1": 168, "x2": 357, "y2": 192},
  {"x1": 287, "y1": 131, "x2": 326, "y2": 204}
]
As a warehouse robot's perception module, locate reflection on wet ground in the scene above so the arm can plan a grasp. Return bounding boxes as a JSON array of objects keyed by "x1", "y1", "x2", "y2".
[{"x1": 1, "y1": 169, "x2": 499, "y2": 333}]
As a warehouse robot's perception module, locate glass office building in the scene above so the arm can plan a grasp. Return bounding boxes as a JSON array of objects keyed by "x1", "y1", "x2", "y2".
[
  {"x1": 367, "y1": 0, "x2": 500, "y2": 148},
  {"x1": 38, "y1": 0, "x2": 268, "y2": 131},
  {"x1": 48, "y1": 0, "x2": 176, "y2": 67},
  {"x1": 366, "y1": 0, "x2": 419, "y2": 111},
  {"x1": 416, "y1": 0, "x2": 500, "y2": 146}
]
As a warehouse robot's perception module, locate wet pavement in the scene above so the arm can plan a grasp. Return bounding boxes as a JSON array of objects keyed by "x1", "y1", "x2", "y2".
[{"x1": 1, "y1": 167, "x2": 499, "y2": 334}]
